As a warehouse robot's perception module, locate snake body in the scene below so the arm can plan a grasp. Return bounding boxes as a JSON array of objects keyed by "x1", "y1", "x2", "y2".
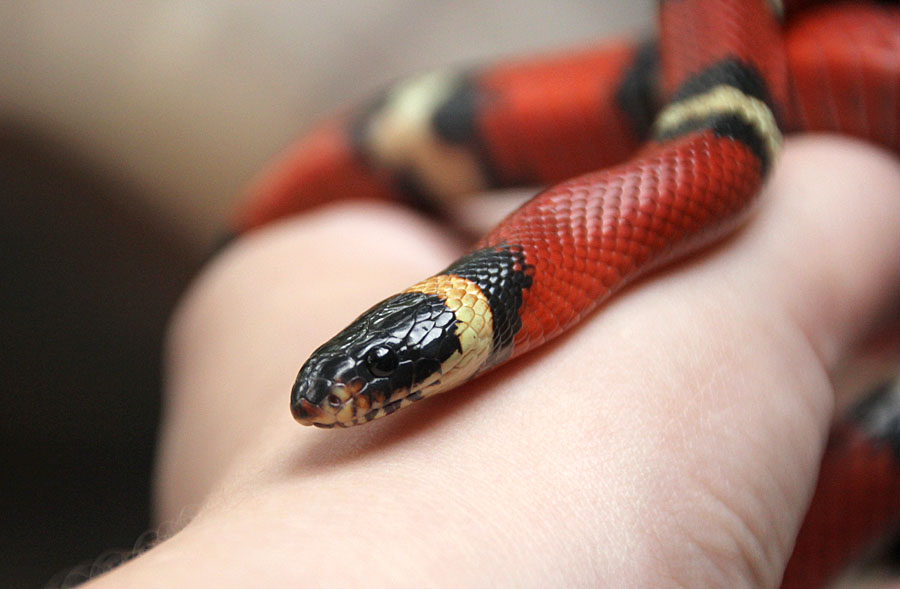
[
  {"x1": 225, "y1": 1, "x2": 900, "y2": 585},
  {"x1": 286, "y1": 0, "x2": 788, "y2": 427}
]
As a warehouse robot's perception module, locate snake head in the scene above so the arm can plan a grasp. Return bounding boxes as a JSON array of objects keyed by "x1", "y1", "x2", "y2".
[{"x1": 291, "y1": 287, "x2": 489, "y2": 427}]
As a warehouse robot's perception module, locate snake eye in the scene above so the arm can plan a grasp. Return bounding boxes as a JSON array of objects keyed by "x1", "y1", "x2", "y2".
[{"x1": 366, "y1": 346, "x2": 398, "y2": 377}]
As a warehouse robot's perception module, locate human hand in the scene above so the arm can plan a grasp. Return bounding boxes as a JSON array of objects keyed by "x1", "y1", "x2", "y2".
[{"x1": 90, "y1": 136, "x2": 900, "y2": 587}]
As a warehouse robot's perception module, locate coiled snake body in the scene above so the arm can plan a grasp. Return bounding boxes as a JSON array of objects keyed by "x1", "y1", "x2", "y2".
[{"x1": 224, "y1": 1, "x2": 900, "y2": 586}]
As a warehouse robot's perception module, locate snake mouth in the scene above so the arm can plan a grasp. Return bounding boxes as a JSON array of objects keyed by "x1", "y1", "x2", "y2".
[
  {"x1": 309, "y1": 388, "x2": 420, "y2": 427},
  {"x1": 292, "y1": 395, "x2": 410, "y2": 427},
  {"x1": 292, "y1": 377, "x2": 408, "y2": 427},
  {"x1": 351, "y1": 394, "x2": 409, "y2": 426}
]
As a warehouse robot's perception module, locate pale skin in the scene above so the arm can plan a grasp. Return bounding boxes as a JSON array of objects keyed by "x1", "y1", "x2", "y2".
[{"x1": 86, "y1": 137, "x2": 900, "y2": 587}]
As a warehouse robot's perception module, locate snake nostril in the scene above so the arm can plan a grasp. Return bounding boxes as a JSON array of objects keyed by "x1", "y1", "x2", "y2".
[{"x1": 327, "y1": 393, "x2": 343, "y2": 408}]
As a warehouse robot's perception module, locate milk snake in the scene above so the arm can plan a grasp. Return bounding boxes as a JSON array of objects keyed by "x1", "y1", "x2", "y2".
[{"x1": 223, "y1": 1, "x2": 900, "y2": 586}]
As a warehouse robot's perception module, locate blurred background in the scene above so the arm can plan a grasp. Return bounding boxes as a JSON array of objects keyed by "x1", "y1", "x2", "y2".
[{"x1": 0, "y1": 1, "x2": 649, "y2": 586}]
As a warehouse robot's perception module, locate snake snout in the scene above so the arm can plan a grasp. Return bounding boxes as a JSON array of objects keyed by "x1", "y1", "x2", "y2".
[
  {"x1": 290, "y1": 397, "x2": 322, "y2": 424},
  {"x1": 290, "y1": 370, "x2": 334, "y2": 423}
]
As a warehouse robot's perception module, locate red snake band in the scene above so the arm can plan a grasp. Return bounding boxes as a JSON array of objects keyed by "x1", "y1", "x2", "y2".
[{"x1": 220, "y1": 1, "x2": 900, "y2": 586}]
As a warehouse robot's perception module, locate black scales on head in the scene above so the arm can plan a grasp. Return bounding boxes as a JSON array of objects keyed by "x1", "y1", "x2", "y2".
[{"x1": 290, "y1": 292, "x2": 462, "y2": 427}]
